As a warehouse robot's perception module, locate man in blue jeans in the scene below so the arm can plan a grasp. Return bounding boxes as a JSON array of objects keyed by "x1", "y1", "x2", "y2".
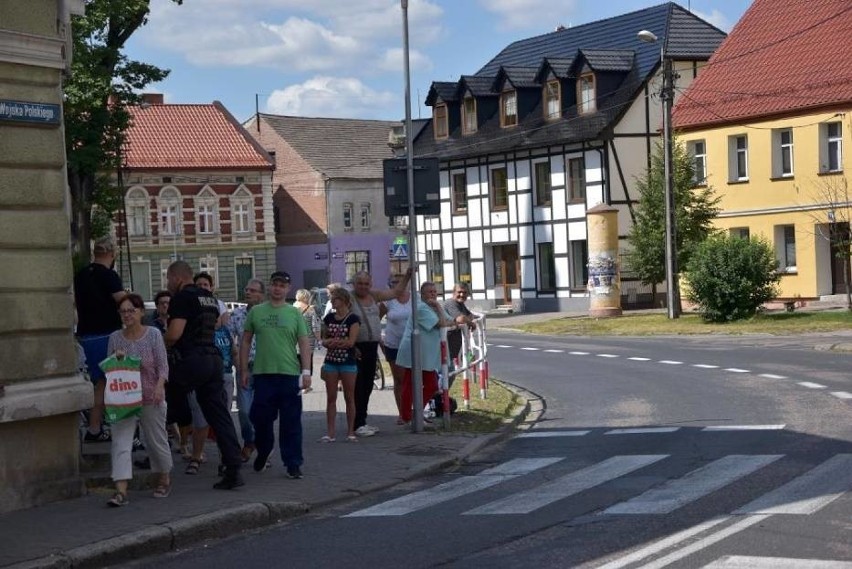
[
  {"x1": 239, "y1": 271, "x2": 312, "y2": 479},
  {"x1": 229, "y1": 278, "x2": 265, "y2": 461}
]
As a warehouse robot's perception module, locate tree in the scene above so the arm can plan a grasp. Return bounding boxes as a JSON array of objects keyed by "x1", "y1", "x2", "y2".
[
  {"x1": 685, "y1": 235, "x2": 780, "y2": 322},
  {"x1": 626, "y1": 137, "x2": 721, "y2": 309},
  {"x1": 65, "y1": 0, "x2": 180, "y2": 263}
]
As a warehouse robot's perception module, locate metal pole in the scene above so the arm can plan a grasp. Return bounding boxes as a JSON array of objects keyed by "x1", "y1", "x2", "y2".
[
  {"x1": 401, "y1": 0, "x2": 423, "y2": 432},
  {"x1": 661, "y1": 52, "x2": 680, "y2": 319}
]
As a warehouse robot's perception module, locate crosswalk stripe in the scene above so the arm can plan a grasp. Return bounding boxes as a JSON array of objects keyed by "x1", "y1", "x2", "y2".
[
  {"x1": 831, "y1": 391, "x2": 852, "y2": 400},
  {"x1": 605, "y1": 427, "x2": 679, "y2": 435},
  {"x1": 517, "y1": 430, "x2": 590, "y2": 438},
  {"x1": 798, "y1": 381, "x2": 827, "y2": 389},
  {"x1": 734, "y1": 454, "x2": 852, "y2": 515},
  {"x1": 463, "y1": 455, "x2": 668, "y2": 515},
  {"x1": 604, "y1": 455, "x2": 782, "y2": 515},
  {"x1": 343, "y1": 457, "x2": 563, "y2": 517},
  {"x1": 702, "y1": 556, "x2": 852, "y2": 568},
  {"x1": 702, "y1": 425, "x2": 785, "y2": 431}
]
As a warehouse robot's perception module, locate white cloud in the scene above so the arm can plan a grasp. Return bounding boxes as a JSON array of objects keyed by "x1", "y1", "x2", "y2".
[
  {"x1": 265, "y1": 76, "x2": 398, "y2": 119},
  {"x1": 692, "y1": 9, "x2": 733, "y2": 32},
  {"x1": 478, "y1": 0, "x2": 578, "y2": 31},
  {"x1": 378, "y1": 48, "x2": 432, "y2": 73}
]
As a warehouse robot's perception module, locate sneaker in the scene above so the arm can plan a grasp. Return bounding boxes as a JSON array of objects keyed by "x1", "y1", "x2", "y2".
[
  {"x1": 253, "y1": 449, "x2": 272, "y2": 473},
  {"x1": 286, "y1": 466, "x2": 303, "y2": 479},
  {"x1": 354, "y1": 425, "x2": 377, "y2": 437},
  {"x1": 84, "y1": 430, "x2": 111, "y2": 443},
  {"x1": 213, "y1": 470, "x2": 245, "y2": 490},
  {"x1": 107, "y1": 492, "x2": 129, "y2": 507}
]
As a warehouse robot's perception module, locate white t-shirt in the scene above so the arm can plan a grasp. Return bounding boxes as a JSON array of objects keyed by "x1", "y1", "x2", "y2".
[{"x1": 382, "y1": 297, "x2": 411, "y2": 349}]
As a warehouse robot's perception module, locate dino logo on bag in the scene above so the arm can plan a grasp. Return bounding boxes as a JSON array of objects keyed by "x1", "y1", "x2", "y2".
[{"x1": 100, "y1": 354, "x2": 144, "y2": 422}]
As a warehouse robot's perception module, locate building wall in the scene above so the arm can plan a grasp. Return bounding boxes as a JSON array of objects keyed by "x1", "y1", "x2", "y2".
[
  {"x1": 681, "y1": 110, "x2": 851, "y2": 298},
  {"x1": 0, "y1": 0, "x2": 91, "y2": 513}
]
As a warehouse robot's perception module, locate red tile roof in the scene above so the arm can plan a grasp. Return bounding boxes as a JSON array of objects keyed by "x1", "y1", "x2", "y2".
[
  {"x1": 673, "y1": 0, "x2": 852, "y2": 129},
  {"x1": 125, "y1": 101, "x2": 273, "y2": 170}
]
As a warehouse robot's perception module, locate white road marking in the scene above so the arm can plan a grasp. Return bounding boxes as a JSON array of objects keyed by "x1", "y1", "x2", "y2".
[
  {"x1": 831, "y1": 391, "x2": 852, "y2": 400},
  {"x1": 702, "y1": 556, "x2": 852, "y2": 568},
  {"x1": 693, "y1": 364, "x2": 719, "y2": 369},
  {"x1": 597, "y1": 353, "x2": 619, "y2": 358},
  {"x1": 344, "y1": 457, "x2": 563, "y2": 517},
  {"x1": 735, "y1": 454, "x2": 852, "y2": 515},
  {"x1": 634, "y1": 515, "x2": 770, "y2": 569},
  {"x1": 543, "y1": 349, "x2": 563, "y2": 353},
  {"x1": 798, "y1": 381, "x2": 827, "y2": 389},
  {"x1": 659, "y1": 360, "x2": 682, "y2": 365},
  {"x1": 517, "y1": 430, "x2": 590, "y2": 438},
  {"x1": 724, "y1": 368, "x2": 750, "y2": 373},
  {"x1": 604, "y1": 455, "x2": 782, "y2": 515},
  {"x1": 464, "y1": 455, "x2": 668, "y2": 515},
  {"x1": 760, "y1": 373, "x2": 787, "y2": 379},
  {"x1": 569, "y1": 351, "x2": 590, "y2": 355},
  {"x1": 629, "y1": 357, "x2": 651, "y2": 361},
  {"x1": 605, "y1": 427, "x2": 680, "y2": 435},
  {"x1": 595, "y1": 516, "x2": 730, "y2": 569},
  {"x1": 495, "y1": 345, "x2": 513, "y2": 348},
  {"x1": 702, "y1": 425, "x2": 785, "y2": 432},
  {"x1": 520, "y1": 347, "x2": 539, "y2": 351}
]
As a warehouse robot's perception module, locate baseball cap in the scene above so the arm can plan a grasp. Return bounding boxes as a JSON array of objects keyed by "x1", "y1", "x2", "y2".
[{"x1": 270, "y1": 271, "x2": 291, "y2": 284}]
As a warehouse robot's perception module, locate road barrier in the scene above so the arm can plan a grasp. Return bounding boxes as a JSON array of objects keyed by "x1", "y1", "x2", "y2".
[{"x1": 438, "y1": 313, "x2": 487, "y2": 429}]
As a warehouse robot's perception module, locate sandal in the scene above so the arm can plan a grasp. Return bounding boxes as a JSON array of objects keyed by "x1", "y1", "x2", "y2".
[
  {"x1": 152, "y1": 484, "x2": 171, "y2": 499},
  {"x1": 319, "y1": 435, "x2": 335, "y2": 443},
  {"x1": 107, "y1": 492, "x2": 129, "y2": 507},
  {"x1": 346, "y1": 435, "x2": 358, "y2": 442},
  {"x1": 185, "y1": 459, "x2": 201, "y2": 475}
]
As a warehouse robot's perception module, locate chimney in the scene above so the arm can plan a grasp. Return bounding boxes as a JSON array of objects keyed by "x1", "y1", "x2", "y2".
[{"x1": 141, "y1": 93, "x2": 164, "y2": 105}]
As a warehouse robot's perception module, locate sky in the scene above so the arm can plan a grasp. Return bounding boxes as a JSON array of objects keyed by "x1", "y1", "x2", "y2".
[{"x1": 124, "y1": 0, "x2": 754, "y2": 124}]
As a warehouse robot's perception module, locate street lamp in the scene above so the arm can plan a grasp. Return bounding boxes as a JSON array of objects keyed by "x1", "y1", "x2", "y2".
[{"x1": 638, "y1": 30, "x2": 680, "y2": 318}]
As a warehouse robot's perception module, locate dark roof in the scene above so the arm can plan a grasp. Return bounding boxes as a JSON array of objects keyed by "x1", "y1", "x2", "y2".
[
  {"x1": 494, "y1": 66, "x2": 540, "y2": 90},
  {"x1": 674, "y1": 0, "x2": 852, "y2": 129},
  {"x1": 580, "y1": 49, "x2": 635, "y2": 72},
  {"x1": 414, "y1": 2, "x2": 726, "y2": 161},
  {"x1": 459, "y1": 75, "x2": 499, "y2": 97},
  {"x1": 257, "y1": 114, "x2": 399, "y2": 179},
  {"x1": 425, "y1": 82, "x2": 460, "y2": 106}
]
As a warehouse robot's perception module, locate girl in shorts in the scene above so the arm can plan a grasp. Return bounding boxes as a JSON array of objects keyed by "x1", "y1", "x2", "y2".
[{"x1": 320, "y1": 288, "x2": 360, "y2": 442}]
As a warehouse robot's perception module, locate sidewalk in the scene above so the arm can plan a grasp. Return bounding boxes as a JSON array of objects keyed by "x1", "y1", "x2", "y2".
[{"x1": 1, "y1": 374, "x2": 531, "y2": 569}]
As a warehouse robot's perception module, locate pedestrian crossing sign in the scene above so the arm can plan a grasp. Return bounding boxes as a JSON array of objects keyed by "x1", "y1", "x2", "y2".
[{"x1": 392, "y1": 243, "x2": 408, "y2": 258}]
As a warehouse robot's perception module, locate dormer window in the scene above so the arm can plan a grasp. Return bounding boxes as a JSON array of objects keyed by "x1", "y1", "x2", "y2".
[
  {"x1": 544, "y1": 80, "x2": 561, "y2": 120},
  {"x1": 433, "y1": 103, "x2": 448, "y2": 139},
  {"x1": 500, "y1": 90, "x2": 517, "y2": 127},
  {"x1": 577, "y1": 73, "x2": 596, "y2": 114},
  {"x1": 462, "y1": 96, "x2": 477, "y2": 135}
]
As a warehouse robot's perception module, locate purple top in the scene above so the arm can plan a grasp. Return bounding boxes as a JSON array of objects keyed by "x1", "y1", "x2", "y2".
[{"x1": 107, "y1": 326, "x2": 169, "y2": 405}]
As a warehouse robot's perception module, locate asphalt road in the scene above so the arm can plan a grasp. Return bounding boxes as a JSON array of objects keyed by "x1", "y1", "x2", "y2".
[{"x1": 127, "y1": 332, "x2": 852, "y2": 569}]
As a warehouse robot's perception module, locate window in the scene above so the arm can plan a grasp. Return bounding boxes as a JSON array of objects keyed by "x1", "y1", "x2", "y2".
[
  {"x1": 455, "y1": 248, "x2": 471, "y2": 284},
  {"x1": 343, "y1": 202, "x2": 353, "y2": 231},
  {"x1": 729, "y1": 135, "x2": 749, "y2": 181},
  {"x1": 568, "y1": 157, "x2": 586, "y2": 202},
  {"x1": 490, "y1": 167, "x2": 508, "y2": 209},
  {"x1": 538, "y1": 242, "x2": 556, "y2": 291},
  {"x1": 500, "y1": 90, "x2": 517, "y2": 127},
  {"x1": 775, "y1": 225, "x2": 797, "y2": 272},
  {"x1": 533, "y1": 160, "x2": 552, "y2": 205},
  {"x1": 231, "y1": 188, "x2": 253, "y2": 234},
  {"x1": 158, "y1": 187, "x2": 180, "y2": 236},
  {"x1": 426, "y1": 250, "x2": 443, "y2": 284},
  {"x1": 197, "y1": 203, "x2": 215, "y2": 234},
  {"x1": 199, "y1": 256, "x2": 218, "y2": 288},
  {"x1": 434, "y1": 104, "x2": 448, "y2": 139},
  {"x1": 577, "y1": 74, "x2": 596, "y2": 114},
  {"x1": 360, "y1": 203, "x2": 371, "y2": 230},
  {"x1": 233, "y1": 202, "x2": 250, "y2": 233},
  {"x1": 772, "y1": 128, "x2": 794, "y2": 177},
  {"x1": 462, "y1": 97, "x2": 477, "y2": 134},
  {"x1": 570, "y1": 240, "x2": 588, "y2": 289},
  {"x1": 543, "y1": 80, "x2": 560, "y2": 120},
  {"x1": 688, "y1": 140, "x2": 707, "y2": 185},
  {"x1": 730, "y1": 227, "x2": 750, "y2": 240},
  {"x1": 344, "y1": 251, "x2": 370, "y2": 283},
  {"x1": 451, "y1": 171, "x2": 467, "y2": 213},
  {"x1": 821, "y1": 121, "x2": 843, "y2": 173},
  {"x1": 126, "y1": 188, "x2": 149, "y2": 237}
]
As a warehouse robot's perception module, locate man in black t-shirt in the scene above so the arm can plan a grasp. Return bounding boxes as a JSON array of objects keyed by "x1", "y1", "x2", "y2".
[
  {"x1": 74, "y1": 236, "x2": 124, "y2": 442},
  {"x1": 165, "y1": 260, "x2": 244, "y2": 490}
]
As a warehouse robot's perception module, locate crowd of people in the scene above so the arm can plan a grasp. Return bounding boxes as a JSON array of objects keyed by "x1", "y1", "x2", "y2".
[{"x1": 74, "y1": 237, "x2": 479, "y2": 507}]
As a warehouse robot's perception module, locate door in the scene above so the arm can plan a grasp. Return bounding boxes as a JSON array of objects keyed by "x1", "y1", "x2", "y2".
[
  {"x1": 234, "y1": 257, "x2": 254, "y2": 301},
  {"x1": 830, "y1": 222, "x2": 851, "y2": 294},
  {"x1": 494, "y1": 244, "x2": 519, "y2": 304}
]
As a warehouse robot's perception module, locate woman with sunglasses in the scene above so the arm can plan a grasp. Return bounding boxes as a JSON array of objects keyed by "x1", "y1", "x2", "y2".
[{"x1": 106, "y1": 293, "x2": 172, "y2": 506}]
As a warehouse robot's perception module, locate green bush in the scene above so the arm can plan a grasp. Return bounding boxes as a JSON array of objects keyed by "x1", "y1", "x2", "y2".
[{"x1": 685, "y1": 235, "x2": 780, "y2": 322}]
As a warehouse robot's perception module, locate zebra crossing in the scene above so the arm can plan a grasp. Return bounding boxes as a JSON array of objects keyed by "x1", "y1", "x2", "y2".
[{"x1": 344, "y1": 453, "x2": 852, "y2": 519}]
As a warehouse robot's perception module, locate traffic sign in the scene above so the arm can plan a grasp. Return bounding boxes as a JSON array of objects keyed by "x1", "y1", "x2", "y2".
[{"x1": 392, "y1": 243, "x2": 409, "y2": 258}]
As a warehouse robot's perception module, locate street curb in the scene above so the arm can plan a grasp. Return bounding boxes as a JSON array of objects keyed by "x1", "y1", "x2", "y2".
[{"x1": 7, "y1": 380, "x2": 537, "y2": 569}]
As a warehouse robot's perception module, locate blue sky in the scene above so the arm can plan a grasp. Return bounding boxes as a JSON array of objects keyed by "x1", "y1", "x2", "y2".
[{"x1": 125, "y1": 0, "x2": 753, "y2": 123}]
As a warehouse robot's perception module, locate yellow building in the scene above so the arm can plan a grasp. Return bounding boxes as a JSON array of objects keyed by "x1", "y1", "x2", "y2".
[{"x1": 674, "y1": 0, "x2": 851, "y2": 300}]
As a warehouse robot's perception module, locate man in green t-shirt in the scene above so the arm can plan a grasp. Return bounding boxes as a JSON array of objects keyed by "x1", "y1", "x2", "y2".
[{"x1": 239, "y1": 271, "x2": 312, "y2": 479}]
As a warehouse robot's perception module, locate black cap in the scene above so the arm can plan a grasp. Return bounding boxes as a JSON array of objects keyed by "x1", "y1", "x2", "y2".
[{"x1": 270, "y1": 271, "x2": 291, "y2": 283}]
